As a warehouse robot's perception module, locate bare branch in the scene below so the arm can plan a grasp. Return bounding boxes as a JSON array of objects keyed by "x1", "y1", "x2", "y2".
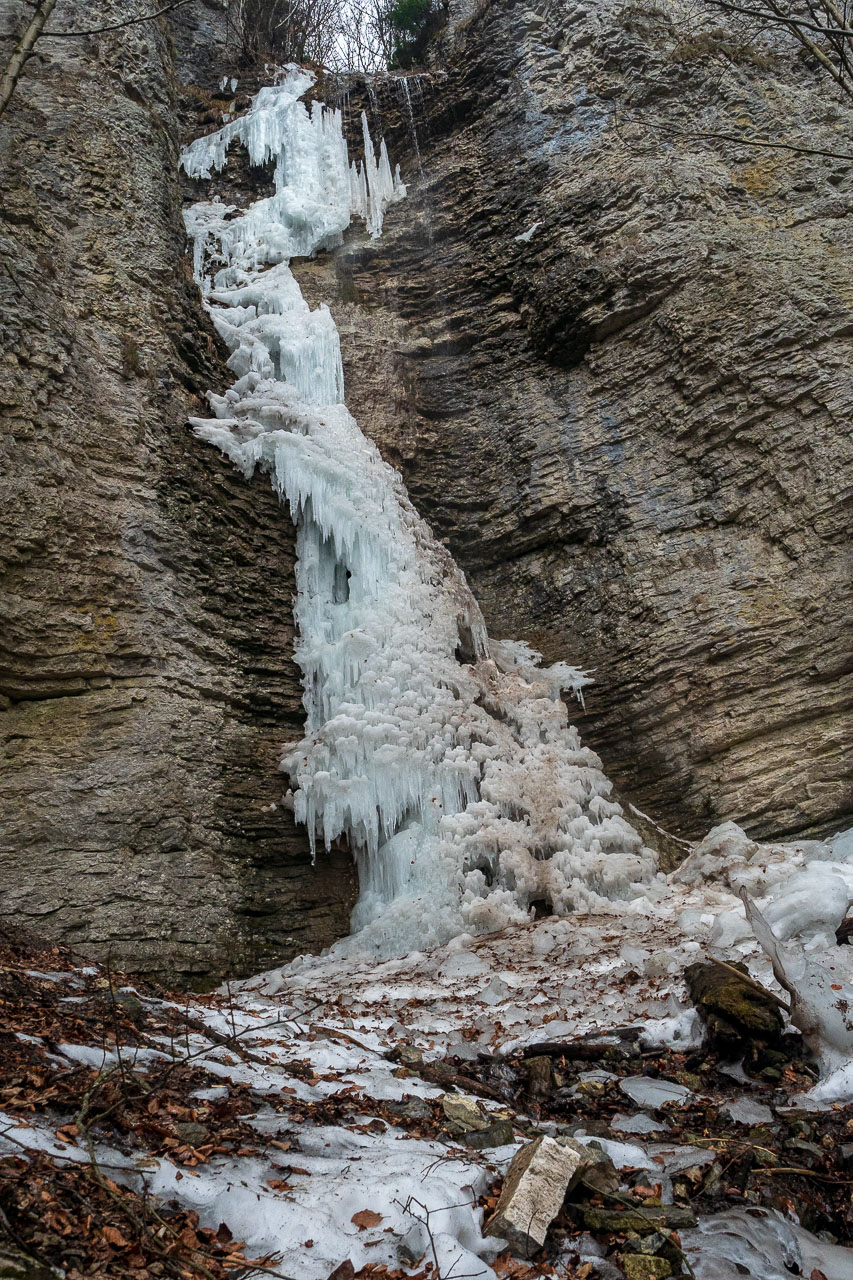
[
  {"x1": 711, "y1": 0, "x2": 853, "y2": 35},
  {"x1": 0, "y1": 0, "x2": 57, "y2": 120},
  {"x1": 41, "y1": 0, "x2": 192, "y2": 38}
]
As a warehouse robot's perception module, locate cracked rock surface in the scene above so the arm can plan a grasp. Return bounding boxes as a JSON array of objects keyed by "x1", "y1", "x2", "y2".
[{"x1": 0, "y1": 1, "x2": 356, "y2": 983}]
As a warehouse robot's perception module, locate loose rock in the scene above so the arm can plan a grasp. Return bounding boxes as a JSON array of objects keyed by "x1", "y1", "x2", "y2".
[
  {"x1": 441, "y1": 1093, "x2": 489, "y2": 1132},
  {"x1": 685, "y1": 961, "x2": 785, "y2": 1054},
  {"x1": 484, "y1": 1135, "x2": 594, "y2": 1255}
]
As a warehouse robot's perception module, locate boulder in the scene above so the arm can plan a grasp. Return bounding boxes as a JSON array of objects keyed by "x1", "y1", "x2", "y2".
[{"x1": 685, "y1": 960, "x2": 784, "y2": 1053}]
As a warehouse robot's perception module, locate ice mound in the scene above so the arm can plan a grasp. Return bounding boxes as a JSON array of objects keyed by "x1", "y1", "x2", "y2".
[
  {"x1": 675, "y1": 822, "x2": 853, "y2": 1087},
  {"x1": 683, "y1": 1207, "x2": 853, "y2": 1280},
  {"x1": 181, "y1": 68, "x2": 657, "y2": 957}
]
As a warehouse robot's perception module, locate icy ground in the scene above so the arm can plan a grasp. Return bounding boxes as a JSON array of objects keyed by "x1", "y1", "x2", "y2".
[{"x1": 6, "y1": 823, "x2": 853, "y2": 1278}]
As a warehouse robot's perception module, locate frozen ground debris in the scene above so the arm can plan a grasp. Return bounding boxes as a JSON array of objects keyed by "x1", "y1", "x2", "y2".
[{"x1": 4, "y1": 918, "x2": 853, "y2": 1279}]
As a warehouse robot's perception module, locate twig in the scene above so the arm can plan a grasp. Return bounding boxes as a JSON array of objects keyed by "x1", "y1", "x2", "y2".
[
  {"x1": 41, "y1": 0, "x2": 191, "y2": 38},
  {"x1": 615, "y1": 108, "x2": 853, "y2": 161},
  {"x1": 710, "y1": 0, "x2": 853, "y2": 35}
]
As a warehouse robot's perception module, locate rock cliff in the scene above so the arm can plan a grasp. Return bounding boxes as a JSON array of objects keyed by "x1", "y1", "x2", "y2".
[
  {"x1": 0, "y1": 0, "x2": 850, "y2": 979},
  {"x1": 0, "y1": 0, "x2": 355, "y2": 983},
  {"x1": 309, "y1": 0, "x2": 853, "y2": 843}
]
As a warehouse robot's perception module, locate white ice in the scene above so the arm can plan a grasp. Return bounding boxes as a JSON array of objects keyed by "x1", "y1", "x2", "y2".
[
  {"x1": 181, "y1": 67, "x2": 658, "y2": 959},
  {"x1": 683, "y1": 1208, "x2": 853, "y2": 1280}
]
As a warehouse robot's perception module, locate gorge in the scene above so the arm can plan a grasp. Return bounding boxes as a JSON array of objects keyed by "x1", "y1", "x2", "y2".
[{"x1": 1, "y1": 0, "x2": 851, "y2": 981}]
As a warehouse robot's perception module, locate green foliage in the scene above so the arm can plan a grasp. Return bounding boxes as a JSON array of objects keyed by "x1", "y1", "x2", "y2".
[
  {"x1": 384, "y1": 0, "x2": 444, "y2": 69},
  {"x1": 388, "y1": 0, "x2": 434, "y2": 36}
]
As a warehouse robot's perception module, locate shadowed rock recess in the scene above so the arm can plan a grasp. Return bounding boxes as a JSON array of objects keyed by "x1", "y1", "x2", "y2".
[{"x1": 0, "y1": 0, "x2": 850, "y2": 978}]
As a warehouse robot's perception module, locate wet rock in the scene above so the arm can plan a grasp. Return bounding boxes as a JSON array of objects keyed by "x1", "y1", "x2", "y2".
[
  {"x1": 569, "y1": 1139, "x2": 620, "y2": 1196},
  {"x1": 387, "y1": 1095, "x2": 431, "y2": 1120},
  {"x1": 836, "y1": 915, "x2": 853, "y2": 945},
  {"x1": 628, "y1": 1232, "x2": 670, "y2": 1256},
  {"x1": 174, "y1": 1121, "x2": 210, "y2": 1148},
  {"x1": 484, "y1": 1135, "x2": 594, "y2": 1256},
  {"x1": 526, "y1": 1054, "x2": 553, "y2": 1100},
  {"x1": 462, "y1": 1118, "x2": 514, "y2": 1149},
  {"x1": 574, "y1": 1207, "x2": 697, "y2": 1233},
  {"x1": 0, "y1": 1245, "x2": 60, "y2": 1280},
  {"x1": 113, "y1": 990, "x2": 145, "y2": 1023},
  {"x1": 685, "y1": 961, "x2": 785, "y2": 1053}
]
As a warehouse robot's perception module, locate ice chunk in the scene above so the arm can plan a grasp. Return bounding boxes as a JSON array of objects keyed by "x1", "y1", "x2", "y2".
[
  {"x1": 619, "y1": 1077, "x2": 692, "y2": 1109},
  {"x1": 610, "y1": 1112, "x2": 665, "y2": 1135},
  {"x1": 742, "y1": 890, "x2": 853, "y2": 1070},
  {"x1": 721, "y1": 1098, "x2": 774, "y2": 1125},
  {"x1": 832, "y1": 827, "x2": 853, "y2": 861},
  {"x1": 683, "y1": 1207, "x2": 853, "y2": 1280},
  {"x1": 514, "y1": 220, "x2": 541, "y2": 243}
]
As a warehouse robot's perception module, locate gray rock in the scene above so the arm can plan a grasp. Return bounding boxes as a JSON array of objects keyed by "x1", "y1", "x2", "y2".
[
  {"x1": 0, "y1": 1, "x2": 357, "y2": 982},
  {"x1": 174, "y1": 1120, "x2": 210, "y2": 1148},
  {"x1": 462, "y1": 1118, "x2": 515, "y2": 1149},
  {"x1": 441, "y1": 1093, "x2": 489, "y2": 1131},
  {"x1": 484, "y1": 1134, "x2": 594, "y2": 1255},
  {"x1": 387, "y1": 1095, "x2": 432, "y2": 1120}
]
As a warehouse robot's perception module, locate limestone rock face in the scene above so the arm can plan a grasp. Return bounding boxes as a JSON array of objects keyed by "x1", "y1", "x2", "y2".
[
  {"x1": 306, "y1": 0, "x2": 853, "y2": 842},
  {"x1": 0, "y1": 1, "x2": 356, "y2": 982}
]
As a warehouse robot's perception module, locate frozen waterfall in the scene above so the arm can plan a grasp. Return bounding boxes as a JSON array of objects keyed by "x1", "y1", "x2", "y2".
[{"x1": 181, "y1": 68, "x2": 658, "y2": 958}]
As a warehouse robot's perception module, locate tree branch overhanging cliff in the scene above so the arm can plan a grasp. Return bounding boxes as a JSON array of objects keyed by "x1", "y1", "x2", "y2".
[{"x1": 0, "y1": 0, "x2": 190, "y2": 120}]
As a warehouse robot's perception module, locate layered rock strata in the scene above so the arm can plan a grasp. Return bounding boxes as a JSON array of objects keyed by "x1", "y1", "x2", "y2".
[
  {"x1": 0, "y1": 1, "x2": 355, "y2": 982},
  {"x1": 307, "y1": 0, "x2": 853, "y2": 841}
]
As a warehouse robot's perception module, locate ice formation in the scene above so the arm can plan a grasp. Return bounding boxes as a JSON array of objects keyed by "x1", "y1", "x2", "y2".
[{"x1": 181, "y1": 67, "x2": 657, "y2": 957}]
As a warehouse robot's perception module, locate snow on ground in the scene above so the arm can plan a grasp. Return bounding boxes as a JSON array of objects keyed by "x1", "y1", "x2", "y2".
[{"x1": 5, "y1": 824, "x2": 853, "y2": 1278}]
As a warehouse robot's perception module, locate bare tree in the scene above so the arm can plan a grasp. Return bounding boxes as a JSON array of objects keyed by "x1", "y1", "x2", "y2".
[
  {"x1": 226, "y1": 0, "x2": 351, "y2": 67},
  {"x1": 335, "y1": 0, "x2": 396, "y2": 73},
  {"x1": 703, "y1": 0, "x2": 853, "y2": 98}
]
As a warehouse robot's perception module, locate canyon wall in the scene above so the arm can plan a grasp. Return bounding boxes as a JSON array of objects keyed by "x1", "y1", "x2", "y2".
[
  {"x1": 0, "y1": 0, "x2": 850, "y2": 978},
  {"x1": 0, "y1": 0, "x2": 355, "y2": 983}
]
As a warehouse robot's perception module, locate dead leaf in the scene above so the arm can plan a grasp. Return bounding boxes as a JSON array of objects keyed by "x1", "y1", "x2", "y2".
[
  {"x1": 351, "y1": 1209, "x2": 383, "y2": 1230},
  {"x1": 102, "y1": 1225, "x2": 131, "y2": 1248}
]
